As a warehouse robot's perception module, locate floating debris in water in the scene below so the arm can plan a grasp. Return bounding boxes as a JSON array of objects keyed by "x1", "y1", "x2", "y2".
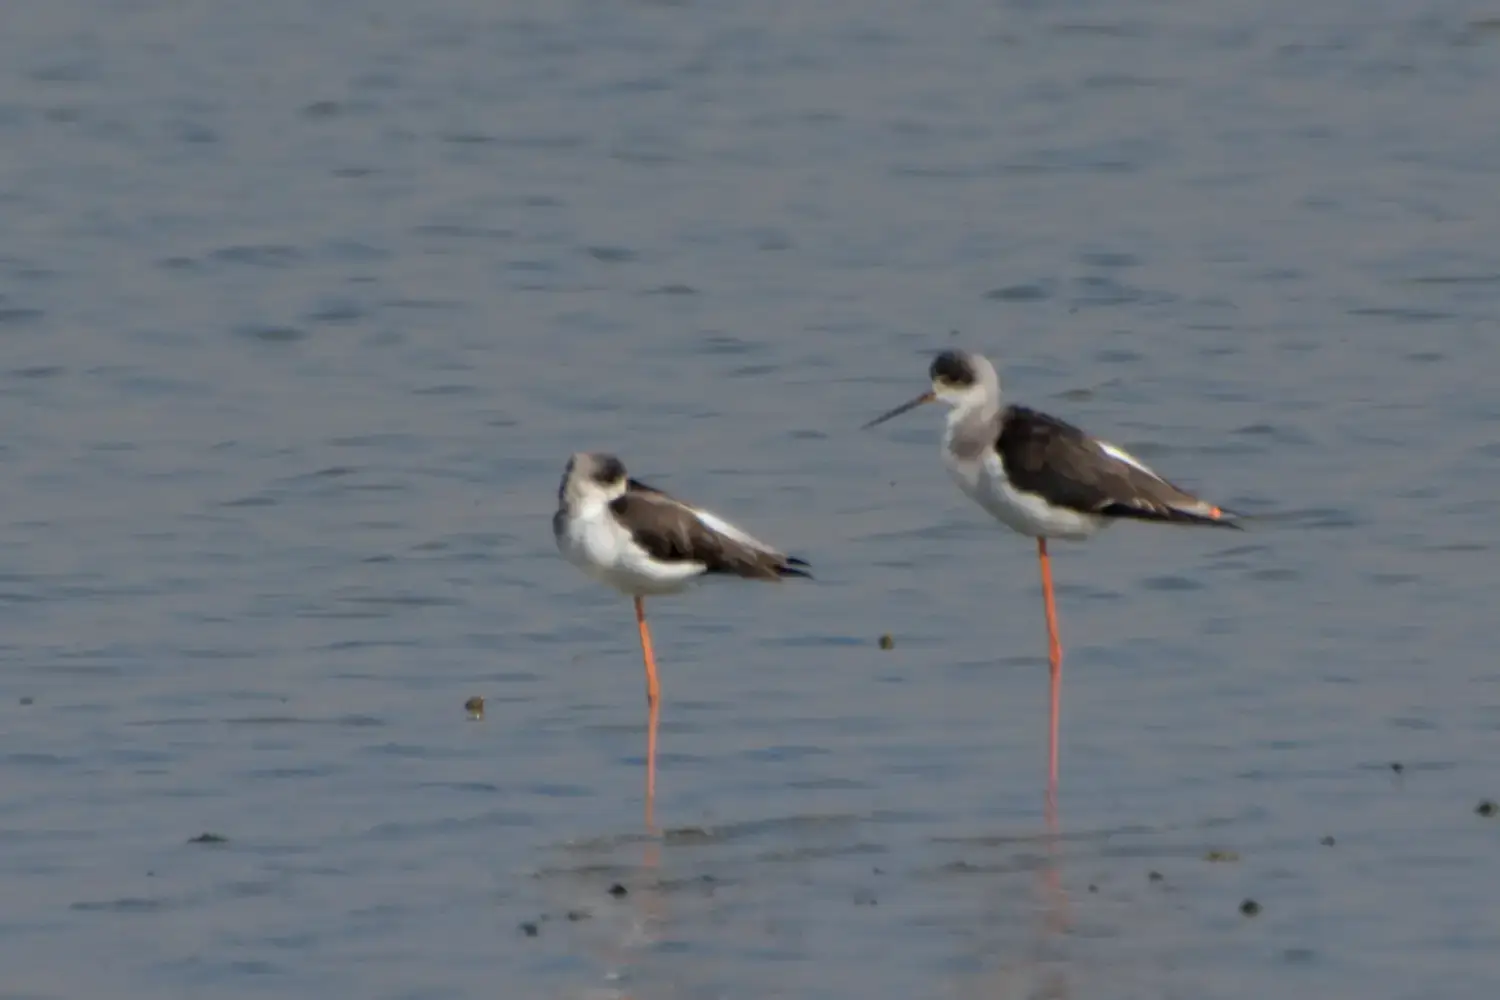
[
  {"x1": 1320, "y1": 835, "x2": 1337, "y2": 846},
  {"x1": 464, "y1": 695, "x2": 485, "y2": 720},
  {"x1": 1147, "y1": 870, "x2": 1164, "y2": 883},
  {"x1": 878, "y1": 633, "x2": 895, "y2": 650},
  {"x1": 1477, "y1": 799, "x2": 1497, "y2": 817},
  {"x1": 565, "y1": 909, "x2": 590, "y2": 922},
  {"x1": 18, "y1": 696, "x2": 34, "y2": 706},
  {"x1": 607, "y1": 882, "x2": 628, "y2": 898},
  {"x1": 519, "y1": 921, "x2": 539, "y2": 938},
  {"x1": 1087, "y1": 884, "x2": 1098, "y2": 893},
  {"x1": 1204, "y1": 850, "x2": 1240, "y2": 863},
  {"x1": 1240, "y1": 899, "x2": 1261, "y2": 917},
  {"x1": 188, "y1": 832, "x2": 228, "y2": 845},
  {"x1": 1390, "y1": 762, "x2": 1404, "y2": 775}
]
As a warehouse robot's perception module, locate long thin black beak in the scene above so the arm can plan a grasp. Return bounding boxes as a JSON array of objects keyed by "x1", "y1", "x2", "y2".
[{"x1": 861, "y1": 390, "x2": 936, "y2": 430}]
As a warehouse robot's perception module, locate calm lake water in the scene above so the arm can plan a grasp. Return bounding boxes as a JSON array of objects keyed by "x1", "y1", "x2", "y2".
[{"x1": 3, "y1": 1, "x2": 1499, "y2": 997}]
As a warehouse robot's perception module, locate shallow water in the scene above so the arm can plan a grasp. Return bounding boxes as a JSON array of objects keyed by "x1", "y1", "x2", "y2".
[{"x1": 3, "y1": 0, "x2": 1499, "y2": 997}]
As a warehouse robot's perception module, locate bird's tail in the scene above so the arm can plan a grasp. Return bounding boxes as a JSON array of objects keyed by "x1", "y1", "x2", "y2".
[{"x1": 1100, "y1": 501, "x2": 1243, "y2": 528}]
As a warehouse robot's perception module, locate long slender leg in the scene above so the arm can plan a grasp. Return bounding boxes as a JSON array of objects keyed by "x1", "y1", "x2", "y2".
[
  {"x1": 634, "y1": 596, "x2": 661, "y2": 708},
  {"x1": 634, "y1": 596, "x2": 661, "y2": 829},
  {"x1": 1037, "y1": 539, "x2": 1064, "y2": 799}
]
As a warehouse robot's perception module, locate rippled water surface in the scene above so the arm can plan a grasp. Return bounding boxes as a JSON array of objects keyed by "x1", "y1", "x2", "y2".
[{"x1": 4, "y1": 1, "x2": 1500, "y2": 997}]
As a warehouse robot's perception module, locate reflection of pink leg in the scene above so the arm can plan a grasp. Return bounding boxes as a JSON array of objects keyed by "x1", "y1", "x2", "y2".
[
  {"x1": 1042, "y1": 775, "x2": 1069, "y2": 934},
  {"x1": 644, "y1": 697, "x2": 659, "y2": 832}
]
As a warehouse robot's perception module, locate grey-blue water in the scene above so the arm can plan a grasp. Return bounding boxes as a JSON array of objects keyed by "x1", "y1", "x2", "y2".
[{"x1": 4, "y1": 1, "x2": 1499, "y2": 997}]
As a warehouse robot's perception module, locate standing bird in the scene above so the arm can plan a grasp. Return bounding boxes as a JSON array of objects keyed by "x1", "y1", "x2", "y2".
[
  {"x1": 553, "y1": 452, "x2": 810, "y2": 826},
  {"x1": 863, "y1": 350, "x2": 1238, "y2": 802}
]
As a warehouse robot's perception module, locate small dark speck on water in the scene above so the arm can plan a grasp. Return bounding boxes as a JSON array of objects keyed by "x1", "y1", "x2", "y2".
[
  {"x1": 1148, "y1": 870, "x2": 1164, "y2": 883},
  {"x1": 1390, "y1": 761, "x2": 1404, "y2": 775},
  {"x1": 878, "y1": 633, "x2": 894, "y2": 650},
  {"x1": 1240, "y1": 899, "x2": 1262, "y2": 917},
  {"x1": 608, "y1": 883, "x2": 628, "y2": 898},
  {"x1": 520, "y1": 921, "x2": 539, "y2": 938},
  {"x1": 1204, "y1": 849, "x2": 1240, "y2": 863},
  {"x1": 188, "y1": 832, "x2": 228, "y2": 845},
  {"x1": 18, "y1": 696, "x2": 33, "y2": 705},
  {"x1": 1477, "y1": 799, "x2": 1497, "y2": 817},
  {"x1": 1088, "y1": 884, "x2": 1098, "y2": 893},
  {"x1": 464, "y1": 695, "x2": 484, "y2": 720},
  {"x1": 566, "y1": 909, "x2": 590, "y2": 922},
  {"x1": 1321, "y1": 835, "x2": 1337, "y2": 846}
]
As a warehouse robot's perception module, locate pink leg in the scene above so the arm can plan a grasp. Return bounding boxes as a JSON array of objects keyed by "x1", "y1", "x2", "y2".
[
  {"x1": 1037, "y1": 539, "x2": 1063, "y2": 801},
  {"x1": 634, "y1": 597, "x2": 660, "y2": 830}
]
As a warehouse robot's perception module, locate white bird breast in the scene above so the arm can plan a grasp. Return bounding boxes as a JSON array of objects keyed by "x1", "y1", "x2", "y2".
[
  {"x1": 557, "y1": 503, "x2": 707, "y2": 596},
  {"x1": 942, "y1": 449, "x2": 1104, "y2": 541}
]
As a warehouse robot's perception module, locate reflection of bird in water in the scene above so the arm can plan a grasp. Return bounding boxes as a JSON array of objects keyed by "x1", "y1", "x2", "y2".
[
  {"x1": 954, "y1": 823, "x2": 1074, "y2": 1000},
  {"x1": 553, "y1": 451, "x2": 810, "y2": 828},
  {"x1": 594, "y1": 844, "x2": 667, "y2": 1000},
  {"x1": 525, "y1": 833, "x2": 658, "y2": 993},
  {"x1": 865, "y1": 349, "x2": 1238, "y2": 805}
]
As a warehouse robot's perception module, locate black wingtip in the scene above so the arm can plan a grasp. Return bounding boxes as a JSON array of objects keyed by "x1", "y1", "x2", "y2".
[
  {"x1": 779, "y1": 557, "x2": 812, "y2": 579},
  {"x1": 1099, "y1": 504, "x2": 1245, "y2": 528}
]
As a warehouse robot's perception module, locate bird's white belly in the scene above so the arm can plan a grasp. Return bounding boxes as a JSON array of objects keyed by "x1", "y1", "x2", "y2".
[
  {"x1": 944, "y1": 451, "x2": 1102, "y2": 541},
  {"x1": 557, "y1": 508, "x2": 703, "y2": 596}
]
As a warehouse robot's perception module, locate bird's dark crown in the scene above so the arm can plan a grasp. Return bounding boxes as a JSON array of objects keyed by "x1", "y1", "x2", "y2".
[
  {"x1": 930, "y1": 350, "x2": 977, "y2": 387},
  {"x1": 589, "y1": 453, "x2": 627, "y2": 485}
]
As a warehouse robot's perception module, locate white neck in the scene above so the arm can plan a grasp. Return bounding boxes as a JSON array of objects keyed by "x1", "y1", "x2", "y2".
[
  {"x1": 948, "y1": 386, "x2": 1001, "y2": 426},
  {"x1": 941, "y1": 390, "x2": 1003, "y2": 460}
]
